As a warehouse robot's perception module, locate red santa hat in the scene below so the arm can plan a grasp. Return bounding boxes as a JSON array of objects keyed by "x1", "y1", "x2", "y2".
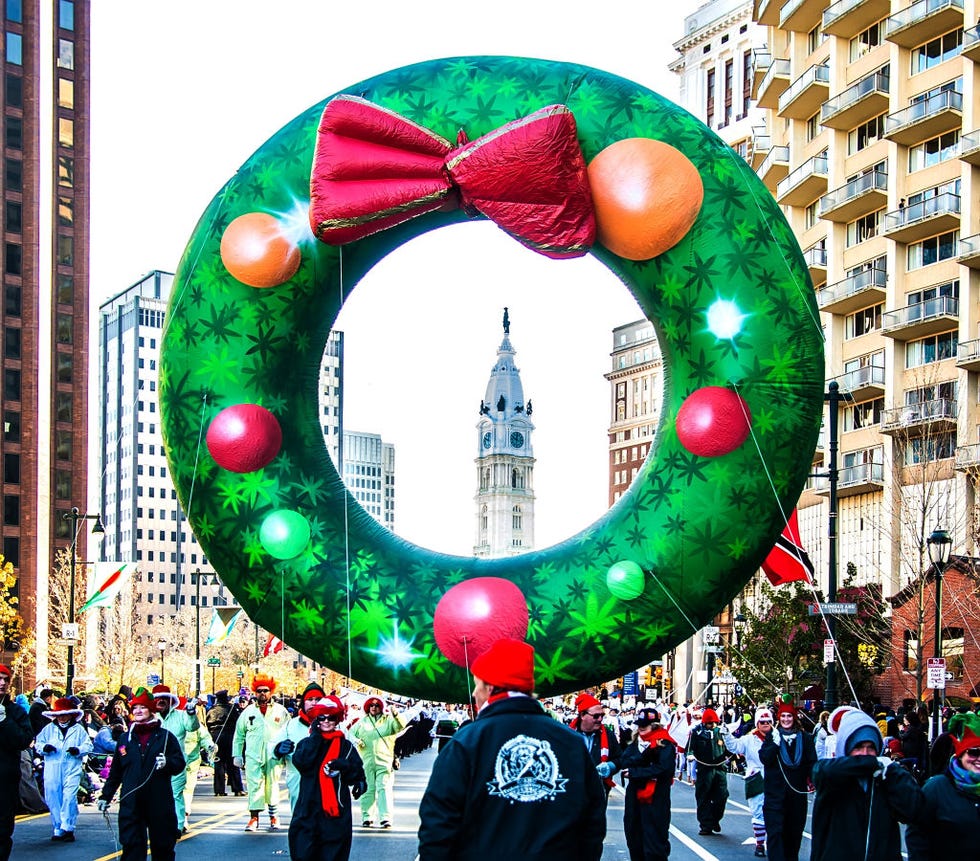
[
  {"x1": 575, "y1": 693, "x2": 602, "y2": 714},
  {"x1": 151, "y1": 684, "x2": 180, "y2": 705},
  {"x1": 43, "y1": 697, "x2": 83, "y2": 719},
  {"x1": 0, "y1": 664, "x2": 10, "y2": 677},
  {"x1": 471, "y1": 638, "x2": 535, "y2": 693},
  {"x1": 777, "y1": 701, "x2": 797, "y2": 720}
]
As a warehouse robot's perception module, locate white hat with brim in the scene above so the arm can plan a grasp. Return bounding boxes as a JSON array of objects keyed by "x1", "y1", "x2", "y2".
[{"x1": 150, "y1": 685, "x2": 180, "y2": 705}]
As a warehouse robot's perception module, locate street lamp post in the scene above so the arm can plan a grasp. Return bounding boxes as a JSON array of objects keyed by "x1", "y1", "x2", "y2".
[
  {"x1": 158, "y1": 638, "x2": 167, "y2": 685},
  {"x1": 62, "y1": 507, "x2": 105, "y2": 695},
  {"x1": 190, "y1": 570, "x2": 219, "y2": 697},
  {"x1": 927, "y1": 528, "x2": 952, "y2": 743}
]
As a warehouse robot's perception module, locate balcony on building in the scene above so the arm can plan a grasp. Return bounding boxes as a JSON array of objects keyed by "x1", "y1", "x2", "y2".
[
  {"x1": 781, "y1": 0, "x2": 831, "y2": 33},
  {"x1": 820, "y1": 70, "x2": 890, "y2": 130},
  {"x1": 752, "y1": 50, "x2": 773, "y2": 99},
  {"x1": 776, "y1": 154, "x2": 828, "y2": 206},
  {"x1": 884, "y1": 90, "x2": 962, "y2": 146},
  {"x1": 954, "y1": 442, "x2": 980, "y2": 471},
  {"x1": 816, "y1": 265, "x2": 887, "y2": 315},
  {"x1": 804, "y1": 242, "x2": 828, "y2": 285},
  {"x1": 956, "y1": 232, "x2": 980, "y2": 268},
  {"x1": 880, "y1": 294, "x2": 959, "y2": 340},
  {"x1": 885, "y1": 0, "x2": 964, "y2": 49},
  {"x1": 758, "y1": 145, "x2": 790, "y2": 192},
  {"x1": 750, "y1": 131, "x2": 772, "y2": 170},
  {"x1": 819, "y1": 170, "x2": 888, "y2": 222},
  {"x1": 881, "y1": 398, "x2": 958, "y2": 435},
  {"x1": 959, "y1": 129, "x2": 980, "y2": 166},
  {"x1": 838, "y1": 364, "x2": 886, "y2": 400},
  {"x1": 778, "y1": 64, "x2": 831, "y2": 120},
  {"x1": 813, "y1": 460, "x2": 885, "y2": 497},
  {"x1": 963, "y1": 23, "x2": 980, "y2": 61},
  {"x1": 757, "y1": 58, "x2": 791, "y2": 110},
  {"x1": 823, "y1": 0, "x2": 892, "y2": 36},
  {"x1": 881, "y1": 192, "x2": 960, "y2": 244},
  {"x1": 956, "y1": 338, "x2": 980, "y2": 370},
  {"x1": 754, "y1": 0, "x2": 782, "y2": 27}
]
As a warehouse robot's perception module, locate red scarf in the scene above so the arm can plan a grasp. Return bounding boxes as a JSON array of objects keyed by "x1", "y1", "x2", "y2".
[
  {"x1": 635, "y1": 727, "x2": 677, "y2": 802},
  {"x1": 317, "y1": 731, "x2": 344, "y2": 817}
]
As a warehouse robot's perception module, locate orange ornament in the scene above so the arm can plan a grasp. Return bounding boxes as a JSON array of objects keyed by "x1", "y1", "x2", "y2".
[
  {"x1": 220, "y1": 212, "x2": 301, "y2": 288},
  {"x1": 587, "y1": 139, "x2": 704, "y2": 261}
]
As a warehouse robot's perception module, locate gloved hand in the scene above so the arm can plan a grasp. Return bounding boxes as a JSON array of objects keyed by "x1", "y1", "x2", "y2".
[
  {"x1": 875, "y1": 756, "x2": 896, "y2": 778},
  {"x1": 273, "y1": 740, "x2": 295, "y2": 758},
  {"x1": 351, "y1": 780, "x2": 367, "y2": 799},
  {"x1": 67, "y1": 746, "x2": 80, "y2": 756},
  {"x1": 42, "y1": 744, "x2": 56, "y2": 754},
  {"x1": 328, "y1": 758, "x2": 352, "y2": 778},
  {"x1": 719, "y1": 722, "x2": 731, "y2": 735},
  {"x1": 154, "y1": 753, "x2": 167, "y2": 771},
  {"x1": 596, "y1": 761, "x2": 616, "y2": 779},
  {"x1": 185, "y1": 697, "x2": 197, "y2": 712},
  {"x1": 232, "y1": 755, "x2": 244, "y2": 769},
  {"x1": 97, "y1": 799, "x2": 109, "y2": 812}
]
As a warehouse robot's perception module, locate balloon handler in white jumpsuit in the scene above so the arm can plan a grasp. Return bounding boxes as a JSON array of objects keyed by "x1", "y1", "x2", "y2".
[{"x1": 36, "y1": 697, "x2": 94, "y2": 841}]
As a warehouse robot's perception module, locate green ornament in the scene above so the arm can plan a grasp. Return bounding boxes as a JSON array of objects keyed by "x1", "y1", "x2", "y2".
[
  {"x1": 606, "y1": 560, "x2": 646, "y2": 600},
  {"x1": 260, "y1": 510, "x2": 310, "y2": 560}
]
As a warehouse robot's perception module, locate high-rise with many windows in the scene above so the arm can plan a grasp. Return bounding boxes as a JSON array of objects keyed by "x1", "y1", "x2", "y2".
[{"x1": 1, "y1": 1, "x2": 90, "y2": 680}]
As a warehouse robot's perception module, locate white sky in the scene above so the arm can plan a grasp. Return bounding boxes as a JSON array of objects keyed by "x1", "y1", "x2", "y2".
[{"x1": 89, "y1": 0, "x2": 697, "y2": 555}]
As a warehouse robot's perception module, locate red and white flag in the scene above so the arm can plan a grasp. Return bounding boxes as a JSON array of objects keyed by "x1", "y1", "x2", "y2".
[
  {"x1": 762, "y1": 509, "x2": 815, "y2": 586},
  {"x1": 263, "y1": 633, "x2": 285, "y2": 656}
]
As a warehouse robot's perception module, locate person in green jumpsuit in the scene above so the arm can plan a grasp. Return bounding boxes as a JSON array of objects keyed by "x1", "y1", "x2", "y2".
[
  {"x1": 350, "y1": 698, "x2": 406, "y2": 828},
  {"x1": 232, "y1": 674, "x2": 290, "y2": 832},
  {"x1": 151, "y1": 684, "x2": 200, "y2": 840}
]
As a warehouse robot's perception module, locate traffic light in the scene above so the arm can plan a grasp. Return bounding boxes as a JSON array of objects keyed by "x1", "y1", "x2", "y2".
[
  {"x1": 643, "y1": 666, "x2": 654, "y2": 686},
  {"x1": 655, "y1": 666, "x2": 663, "y2": 683}
]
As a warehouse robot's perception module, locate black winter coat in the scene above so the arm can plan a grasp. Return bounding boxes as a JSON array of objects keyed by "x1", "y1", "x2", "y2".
[
  {"x1": 759, "y1": 729, "x2": 817, "y2": 805},
  {"x1": 811, "y1": 755, "x2": 923, "y2": 861},
  {"x1": 0, "y1": 696, "x2": 33, "y2": 784},
  {"x1": 206, "y1": 701, "x2": 239, "y2": 749},
  {"x1": 288, "y1": 732, "x2": 365, "y2": 861},
  {"x1": 904, "y1": 768, "x2": 980, "y2": 859},
  {"x1": 621, "y1": 738, "x2": 675, "y2": 861},
  {"x1": 417, "y1": 696, "x2": 606, "y2": 861}
]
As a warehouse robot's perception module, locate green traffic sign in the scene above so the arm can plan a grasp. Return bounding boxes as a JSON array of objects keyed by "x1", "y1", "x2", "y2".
[{"x1": 206, "y1": 657, "x2": 221, "y2": 667}]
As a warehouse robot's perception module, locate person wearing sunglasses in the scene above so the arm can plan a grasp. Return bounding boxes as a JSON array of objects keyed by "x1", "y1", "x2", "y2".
[
  {"x1": 905, "y1": 711, "x2": 980, "y2": 856},
  {"x1": 232, "y1": 673, "x2": 290, "y2": 833},
  {"x1": 289, "y1": 696, "x2": 366, "y2": 861},
  {"x1": 721, "y1": 707, "x2": 773, "y2": 857},
  {"x1": 571, "y1": 693, "x2": 622, "y2": 799}
]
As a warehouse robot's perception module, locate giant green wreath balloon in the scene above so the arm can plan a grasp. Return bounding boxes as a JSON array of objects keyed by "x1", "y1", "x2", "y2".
[{"x1": 160, "y1": 56, "x2": 824, "y2": 699}]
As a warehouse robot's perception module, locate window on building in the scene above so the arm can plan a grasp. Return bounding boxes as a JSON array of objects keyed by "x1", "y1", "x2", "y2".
[
  {"x1": 57, "y1": 274, "x2": 73, "y2": 304},
  {"x1": 912, "y1": 28, "x2": 963, "y2": 74},
  {"x1": 848, "y1": 114, "x2": 887, "y2": 154},
  {"x1": 723, "y1": 59, "x2": 733, "y2": 127},
  {"x1": 3, "y1": 453, "x2": 18, "y2": 483},
  {"x1": 57, "y1": 38, "x2": 73, "y2": 70},
  {"x1": 512, "y1": 505, "x2": 523, "y2": 530},
  {"x1": 909, "y1": 130, "x2": 960, "y2": 172},
  {"x1": 904, "y1": 630, "x2": 918, "y2": 671},
  {"x1": 850, "y1": 21, "x2": 884, "y2": 61},
  {"x1": 846, "y1": 210, "x2": 882, "y2": 247},
  {"x1": 5, "y1": 31, "x2": 21, "y2": 65},
  {"x1": 3, "y1": 326, "x2": 19, "y2": 358},
  {"x1": 58, "y1": 196, "x2": 73, "y2": 226},
  {"x1": 56, "y1": 313, "x2": 72, "y2": 344},
  {"x1": 706, "y1": 67, "x2": 715, "y2": 128},
  {"x1": 56, "y1": 391, "x2": 71, "y2": 422},
  {"x1": 6, "y1": 0, "x2": 22, "y2": 22},
  {"x1": 58, "y1": 117, "x2": 73, "y2": 148},
  {"x1": 4, "y1": 242, "x2": 20, "y2": 275},
  {"x1": 845, "y1": 304, "x2": 883, "y2": 338},
  {"x1": 59, "y1": 0, "x2": 73, "y2": 30},
  {"x1": 906, "y1": 330, "x2": 958, "y2": 368},
  {"x1": 55, "y1": 469, "x2": 71, "y2": 499},
  {"x1": 905, "y1": 432, "x2": 955, "y2": 465},
  {"x1": 843, "y1": 397, "x2": 883, "y2": 432},
  {"x1": 943, "y1": 627, "x2": 964, "y2": 679},
  {"x1": 5, "y1": 200, "x2": 21, "y2": 233},
  {"x1": 4, "y1": 72, "x2": 20, "y2": 107},
  {"x1": 741, "y1": 50, "x2": 751, "y2": 118},
  {"x1": 57, "y1": 234, "x2": 73, "y2": 265},
  {"x1": 58, "y1": 155, "x2": 74, "y2": 187},
  {"x1": 3, "y1": 410, "x2": 19, "y2": 442},
  {"x1": 3, "y1": 494, "x2": 18, "y2": 526},
  {"x1": 907, "y1": 230, "x2": 958, "y2": 270},
  {"x1": 58, "y1": 77, "x2": 73, "y2": 108},
  {"x1": 5, "y1": 157, "x2": 21, "y2": 191},
  {"x1": 56, "y1": 352, "x2": 72, "y2": 383}
]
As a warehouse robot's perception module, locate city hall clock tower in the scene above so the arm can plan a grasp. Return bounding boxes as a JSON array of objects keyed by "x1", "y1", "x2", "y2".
[{"x1": 474, "y1": 308, "x2": 536, "y2": 557}]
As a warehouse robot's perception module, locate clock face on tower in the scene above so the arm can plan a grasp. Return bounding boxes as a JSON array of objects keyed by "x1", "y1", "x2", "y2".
[
  {"x1": 482, "y1": 431, "x2": 493, "y2": 449},
  {"x1": 510, "y1": 431, "x2": 525, "y2": 449}
]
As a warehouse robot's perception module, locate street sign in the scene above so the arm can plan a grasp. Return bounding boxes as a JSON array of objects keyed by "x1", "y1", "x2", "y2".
[
  {"x1": 622, "y1": 671, "x2": 638, "y2": 696},
  {"x1": 824, "y1": 639, "x2": 835, "y2": 663},
  {"x1": 927, "y1": 657, "x2": 947, "y2": 689},
  {"x1": 147, "y1": 673, "x2": 160, "y2": 686},
  {"x1": 61, "y1": 623, "x2": 79, "y2": 641},
  {"x1": 702, "y1": 626, "x2": 720, "y2": 645},
  {"x1": 808, "y1": 602, "x2": 858, "y2": 616},
  {"x1": 206, "y1": 657, "x2": 221, "y2": 667}
]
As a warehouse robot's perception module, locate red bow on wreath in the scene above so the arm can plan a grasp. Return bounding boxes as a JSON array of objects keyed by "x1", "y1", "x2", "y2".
[{"x1": 309, "y1": 94, "x2": 596, "y2": 259}]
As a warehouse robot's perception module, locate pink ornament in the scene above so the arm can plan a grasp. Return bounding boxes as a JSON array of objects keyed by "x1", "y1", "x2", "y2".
[
  {"x1": 676, "y1": 387, "x2": 751, "y2": 457},
  {"x1": 206, "y1": 403, "x2": 282, "y2": 473},
  {"x1": 433, "y1": 577, "x2": 529, "y2": 667}
]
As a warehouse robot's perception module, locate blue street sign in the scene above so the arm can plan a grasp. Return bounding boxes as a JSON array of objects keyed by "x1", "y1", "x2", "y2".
[
  {"x1": 147, "y1": 673, "x2": 160, "y2": 685},
  {"x1": 623, "y1": 671, "x2": 638, "y2": 696}
]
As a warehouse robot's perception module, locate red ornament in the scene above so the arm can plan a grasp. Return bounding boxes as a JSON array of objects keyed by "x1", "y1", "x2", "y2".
[
  {"x1": 676, "y1": 387, "x2": 751, "y2": 457},
  {"x1": 206, "y1": 404, "x2": 282, "y2": 473},
  {"x1": 433, "y1": 577, "x2": 529, "y2": 667}
]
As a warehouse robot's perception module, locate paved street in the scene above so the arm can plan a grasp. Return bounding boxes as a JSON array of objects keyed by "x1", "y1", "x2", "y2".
[{"x1": 12, "y1": 748, "x2": 810, "y2": 860}]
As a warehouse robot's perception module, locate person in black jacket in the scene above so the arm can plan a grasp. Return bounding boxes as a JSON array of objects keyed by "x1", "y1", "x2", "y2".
[
  {"x1": 759, "y1": 702, "x2": 817, "y2": 861},
  {"x1": 97, "y1": 688, "x2": 186, "y2": 861},
  {"x1": 687, "y1": 707, "x2": 729, "y2": 835},
  {"x1": 905, "y1": 711, "x2": 980, "y2": 858},
  {"x1": 0, "y1": 664, "x2": 34, "y2": 861},
  {"x1": 28, "y1": 688, "x2": 54, "y2": 735},
  {"x1": 288, "y1": 695, "x2": 366, "y2": 861},
  {"x1": 810, "y1": 706, "x2": 923, "y2": 861},
  {"x1": 417, "y1": 638, "x2": 606, "y2": 861},
  {"x1": 571, "y1": 692, "x2": 622, "y2": 797},
  {"x1": 206, "y1": 689, "x2": 243, "y2": 796},
  {"x1": 620, "y1": 707, "x2": 676, "y2": 861}
]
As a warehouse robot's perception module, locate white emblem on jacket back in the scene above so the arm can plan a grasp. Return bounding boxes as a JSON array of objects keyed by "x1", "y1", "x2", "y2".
[{"x1": 487, "y1": 734, "x2": 568, "y2": 803}]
